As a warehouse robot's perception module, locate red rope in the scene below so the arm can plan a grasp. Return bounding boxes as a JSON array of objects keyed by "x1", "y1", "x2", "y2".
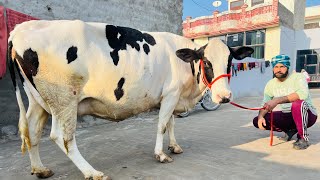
[
  {"x1": 230, "y1": 102, "x2": 274, "y2": 146},
  {"x1": 270, "y1": 111, "x2": 274, "y2": 146},
  {"x1": 229, "y1": 102, "x2": 264, "y2": 111}
]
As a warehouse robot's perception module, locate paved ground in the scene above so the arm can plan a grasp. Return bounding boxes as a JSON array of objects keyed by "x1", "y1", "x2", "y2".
[{"x1": 0, "y1": 89, "x2": 320, "y2": 180}]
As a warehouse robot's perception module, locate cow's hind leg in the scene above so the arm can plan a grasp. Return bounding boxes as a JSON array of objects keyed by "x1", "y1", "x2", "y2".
[
  {"x1": 24, "y1": 88, "x2": 53, "y2": 178},
  {"x1": 50, "y1": 108, "x2": 110, "y2": 180},
  {"x1": 167, "y1": 115, "x2": 183, "y2": 154}
]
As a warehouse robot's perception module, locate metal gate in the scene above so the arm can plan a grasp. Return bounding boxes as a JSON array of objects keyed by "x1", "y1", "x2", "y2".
[{"x1": 296, "y1": 49, "x2": 320, "y2": 83}]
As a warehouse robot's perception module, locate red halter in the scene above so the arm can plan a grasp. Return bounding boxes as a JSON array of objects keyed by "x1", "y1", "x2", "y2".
[
  {"x1": 200, "y1": 59, "x2": 274, "y2": 146},
  {"x1": 200, "y1": 59, "x2": 231, "y2": 89}
]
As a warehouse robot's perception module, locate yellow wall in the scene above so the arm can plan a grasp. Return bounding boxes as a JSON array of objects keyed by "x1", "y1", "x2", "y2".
[
  {"x1": 265, "y1": 26, "x2": 281, "y2": 60},
  {"x1": 194, "y1": 37, "x2": 209, "y2": 46}
]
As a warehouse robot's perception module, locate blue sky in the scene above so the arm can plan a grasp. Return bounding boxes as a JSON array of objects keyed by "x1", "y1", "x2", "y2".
[{"x1": 183, "y1": 0, "x2": 320, "y2": 20}]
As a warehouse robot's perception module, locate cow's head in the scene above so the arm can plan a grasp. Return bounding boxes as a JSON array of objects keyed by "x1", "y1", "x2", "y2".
[{"x1": 176, "y1": 38, "x2": 253, "y2": 104}]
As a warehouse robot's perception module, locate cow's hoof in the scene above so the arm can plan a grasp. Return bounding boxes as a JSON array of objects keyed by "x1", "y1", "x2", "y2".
[
  {"x1": 31, "y1": 167, "x2": 54, "y2": 179},
  {"x1": 85, "y1": 171, "x2": 111, "y2": 180},
  {"x1": 155, "y1": 152, "x2": 173, "y2": 163},
  {"x1": 168, "y1": 144, "x2": 183, "y2": 154},
  {"x1": 85, "y1": 176, "x2": 111, "y2": 180}
]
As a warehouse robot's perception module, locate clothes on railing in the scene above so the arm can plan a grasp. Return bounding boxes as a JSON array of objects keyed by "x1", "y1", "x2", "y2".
[{"x1": 231, "y1": 61, "x2": 270, "y2": 77}]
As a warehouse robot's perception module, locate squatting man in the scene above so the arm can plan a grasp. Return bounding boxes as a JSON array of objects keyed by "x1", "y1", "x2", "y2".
[{"x1": 252, "y1": 54, "x2": 317, "y2": 150}]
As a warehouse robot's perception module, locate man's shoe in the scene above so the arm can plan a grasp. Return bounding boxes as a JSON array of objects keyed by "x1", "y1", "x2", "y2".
[
  {"x1": 293, "y1": 134, "x2": 302, "y2": 145},
  {"x1": 279, "y1": 129, "x2": 298, "y2": 141},
  {"x1": 293, "y1": 139, "x2": 310, "y2": 150}
]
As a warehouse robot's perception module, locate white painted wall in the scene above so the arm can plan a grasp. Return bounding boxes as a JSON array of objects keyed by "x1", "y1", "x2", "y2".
[{"x1": 230, "y1": 58, "x2": 273, "y2": 99}]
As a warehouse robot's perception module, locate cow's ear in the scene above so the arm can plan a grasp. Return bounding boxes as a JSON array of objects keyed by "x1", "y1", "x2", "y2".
[
  {"x1": 229, "y1": 46, "x2": 254, "y2": 60},
  {"x1": 176, "y1": 48, "x2": 200, "y2": 62},
  {"x1": 196, "y1": 44, "x2": 207, "y2": 58}
]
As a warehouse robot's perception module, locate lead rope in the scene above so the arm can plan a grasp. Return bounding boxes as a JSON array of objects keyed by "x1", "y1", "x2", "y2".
[
  {"x1": 229, "y1": 102, "x2": 274, "y2": 146},
  {"x1": 200, "y1": 59, "x2": 274, "y2": 146}
]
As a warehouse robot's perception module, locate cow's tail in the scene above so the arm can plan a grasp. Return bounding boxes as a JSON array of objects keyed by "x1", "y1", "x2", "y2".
[{"x1": 7, "y1": 41, "x2": 30, "y2": 155}]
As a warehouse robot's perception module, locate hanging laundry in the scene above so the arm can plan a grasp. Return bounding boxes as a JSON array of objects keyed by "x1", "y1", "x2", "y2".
[
  {"x1": 232, "y1": 63, "x2": 238, "y2": 76},
  {"x1": 237, "y1": 63, "x2": 240, "y2": 71},
  {"x1": 248, "y1": 62, "x2": 255, "y2": 70},
  {"x1": 261, "y1": 61, "x2": 266, "y2": 73},
  {"x1": 265, "y1": 61, "x2": 270, "y2": 67},
  {"x1": 243, "y1": 63, "x2": 247, "y2": 71}
]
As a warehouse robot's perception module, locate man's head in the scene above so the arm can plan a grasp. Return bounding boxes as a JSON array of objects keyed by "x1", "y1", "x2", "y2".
[{"x1": 271, "y1": 54, "x2": 290, "y2": 80}]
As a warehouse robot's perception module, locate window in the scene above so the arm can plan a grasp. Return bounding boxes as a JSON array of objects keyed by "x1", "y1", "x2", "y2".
[
  {"x1": 245, "y1": 30, "x2": 265, "y2": 59},
  {"x1": 251, "y1": 0, "x2": 264, "y2": 6},
  {"x1": 209, "y1": 30, "x2": 265, "y2": 59},
  {"x1": 296, "y1": 49, "x2": 320, "y2": 75},
  {"x1": 209, "y1": 35, "x2": 226, "y2": 43},
  {"x1": 227, "y1": 33, "x2": 244, "y2": 47},
  {"x1": 225, "y1": 30, "x2": 265, "y2": 59},
  {"x1": 230, "y1": 0, "x2": 244, "y2": 10}
]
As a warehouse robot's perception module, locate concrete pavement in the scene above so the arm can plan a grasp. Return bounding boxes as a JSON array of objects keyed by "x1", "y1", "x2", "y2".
[{"x1": 0, "y1": 89, "x2": 320, "y2": 180}]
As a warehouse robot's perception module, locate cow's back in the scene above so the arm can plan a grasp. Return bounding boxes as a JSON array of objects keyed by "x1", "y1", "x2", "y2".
[{"x1": 9, "y1": 20, "x2": 195, "y2": 120}]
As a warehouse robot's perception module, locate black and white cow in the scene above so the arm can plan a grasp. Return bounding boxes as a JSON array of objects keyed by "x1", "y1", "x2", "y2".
[{"x1": 8, "y1": 20, "x2": 253, "y2": 180}]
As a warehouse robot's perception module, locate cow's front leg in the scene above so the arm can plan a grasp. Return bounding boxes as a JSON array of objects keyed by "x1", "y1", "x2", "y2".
[
  {"x1": 50, "y1": 111, "x2": 111, "y2": 180},
  {"x1": 167, "y1": 115, "x2": 183, "y2": 154},
  {"x1": 155, "y1": 94, "x2": 179, "y2": 163}
]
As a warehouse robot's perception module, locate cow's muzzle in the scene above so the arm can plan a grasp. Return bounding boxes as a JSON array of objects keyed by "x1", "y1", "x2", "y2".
[{"x1": 220, "y1": 97, "x2": 230, "y2": 104}]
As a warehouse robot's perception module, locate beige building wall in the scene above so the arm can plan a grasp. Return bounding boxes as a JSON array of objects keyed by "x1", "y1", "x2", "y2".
[
  {"x1": 194, "y1": 37, "x2": 209, "y2": 46},
  {"x1": 265, "y1": 26, "x2": 281, "y2": 60},
  {"x1": 305, "y1": 6, "x2": 320, "y2": 25}
]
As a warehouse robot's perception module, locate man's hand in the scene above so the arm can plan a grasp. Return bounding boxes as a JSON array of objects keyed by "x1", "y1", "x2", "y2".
[
  {"x1": 258, "y1": 117, "x2": 266, "y2": 130},
  {"x1": 263, "y1": 98, "x2": 279, "y2": 112}
]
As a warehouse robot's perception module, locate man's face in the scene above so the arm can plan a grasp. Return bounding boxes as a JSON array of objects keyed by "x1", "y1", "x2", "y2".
[{"x1": 273, "y1": 63, "x2": 288, "y2": 79}]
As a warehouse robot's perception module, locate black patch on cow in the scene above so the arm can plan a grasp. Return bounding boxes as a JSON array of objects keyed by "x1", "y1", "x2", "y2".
[
  {"x1": 7, "y1": 41, "x2": 16, "y2": 90},
  {"x1": 105, "y1": 25, "x2": 156, "y2": 66},
  {"x1": 142, "y1": 33, "x2": 156, "y2": 46},
  {"x1": 14, "y1": 61, "x2": 24, "y2": 84},
  {"x1": 143, "y1": 44, "x2": 150, "y2": 54},
  {"x1": 66, "y1": 46, "x2": 78, "y2": 64},
  {"x1": 197, "y1": 59, "x2": 214, "y2": 84},
  {"x1": 203, "y1": 59, "x2": 214, "y2": 83},
  {"x1": 190, "y1": 61, "x2": 195, "y2": 76},
  {"x1": 15, "y1": 48, "x2": 39, "y2": 89},
  {"x1": 7, "y1": 42, "x2": 25, "y2": 90},
  {"x1": 114, "y1": 77, "x2": 125, "y2": 101},
  {"x1": 197, "y1": 72, "x2": 200, "y2": 84},
  {"x1": 227, "y1": 53, "x2": 233, "y2": 74}
]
